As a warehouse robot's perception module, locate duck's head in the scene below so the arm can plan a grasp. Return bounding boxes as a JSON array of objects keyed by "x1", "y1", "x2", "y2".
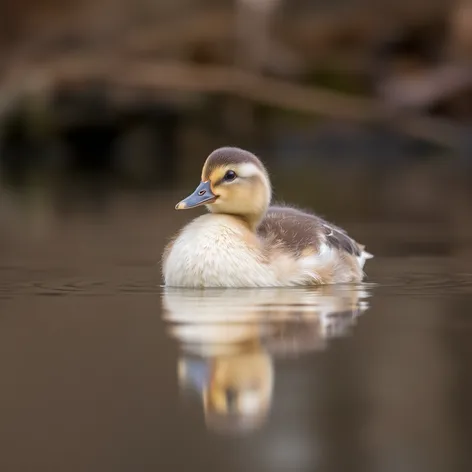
[
  {"x1": 202, "y1": 351, "x2": 274, "y2": 433},
  {"x1": 175, "y1": 147, "x2": 272, "y2": 228}
]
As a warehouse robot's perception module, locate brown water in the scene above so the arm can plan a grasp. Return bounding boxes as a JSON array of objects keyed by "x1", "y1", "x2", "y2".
[{"x1": 0, "y1": 169, "x2": 472, "y2": 472}]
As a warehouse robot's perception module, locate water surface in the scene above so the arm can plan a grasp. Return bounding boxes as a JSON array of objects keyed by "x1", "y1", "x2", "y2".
[{"x1": 0, "y1": 179, "x2": 471, "y2": 472}]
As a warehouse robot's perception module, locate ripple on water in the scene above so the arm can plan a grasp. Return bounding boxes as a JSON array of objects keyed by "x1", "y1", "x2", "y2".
[
  {"x1": 377, "y1": 272, "x2": 472, "y2": 296},
  {"x1": 0, "y1": 273, "x2": 160, "y2": 297},
  {"x1": 1, "y1": 262, "x2": 471, "y2": 299}
]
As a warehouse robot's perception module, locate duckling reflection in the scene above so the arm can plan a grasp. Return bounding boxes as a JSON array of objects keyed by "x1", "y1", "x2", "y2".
[
  {"x1": 180, "y1": 345, "x2": 274, "y2": 433},
  {"x1": 162, "y1": 286, "x2": 370, "y2": 434}
]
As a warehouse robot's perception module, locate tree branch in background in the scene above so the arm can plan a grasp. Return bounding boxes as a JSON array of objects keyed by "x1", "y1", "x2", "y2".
[{"x1": 0, "y1": 57, "x2": 466, "y2": 149}]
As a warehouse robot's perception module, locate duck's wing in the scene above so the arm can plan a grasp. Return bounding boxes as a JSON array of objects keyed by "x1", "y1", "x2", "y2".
[{"x1": 258, "y1": 206, "x2": 364, "y2": 258}]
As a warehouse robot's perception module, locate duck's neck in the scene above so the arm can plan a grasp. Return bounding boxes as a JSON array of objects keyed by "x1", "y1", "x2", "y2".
[
  {"x1": 244, "y1": 211, "x2": 266, "y2": 231},
  {"x1": 207, "y1": 186, "x2": 271, "y2": 231},
  {"x1": 208, "y1": 205, "x2": 267, "y2": 231},
  {"x1": 226, "y1": 208, "x2": 267, "y2": 232}
]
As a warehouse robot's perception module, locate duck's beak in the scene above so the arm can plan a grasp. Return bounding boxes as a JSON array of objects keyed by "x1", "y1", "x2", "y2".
[{"x1": 175, "y1": 180, "x2": 217, "y2": 210}]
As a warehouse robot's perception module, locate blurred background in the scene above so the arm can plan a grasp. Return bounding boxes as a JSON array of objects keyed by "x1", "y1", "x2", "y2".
[
  {"x1": 1, "y1": 0, "x2": 472, "y2": 181},
  {"x1": 1, "y1": 2, "x2": 472, "y2": 471},
  {"x1": 1, "y1": 0, "x2": 472, "y2": 248}
]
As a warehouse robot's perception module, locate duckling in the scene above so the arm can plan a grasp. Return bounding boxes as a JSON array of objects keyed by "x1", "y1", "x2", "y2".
[{"x1": 162, "y1": 147, "x2": 372, "y2": 288}]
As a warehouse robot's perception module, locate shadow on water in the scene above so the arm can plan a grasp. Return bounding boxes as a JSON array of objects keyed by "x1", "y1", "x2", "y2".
[{"x1": 162, "y1": 285, "x2": 371, "y2": 434}]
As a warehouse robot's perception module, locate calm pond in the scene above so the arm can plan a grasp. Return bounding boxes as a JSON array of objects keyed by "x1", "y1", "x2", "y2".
[{"x1": 0, "y1": 158, "x2": 471, "y2": 472}]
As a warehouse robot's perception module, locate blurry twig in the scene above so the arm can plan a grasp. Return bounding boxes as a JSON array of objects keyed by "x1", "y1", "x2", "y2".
[
  {"x1": 0, "y1": 57, "x2": 465, "y2": 149},
  {"x1": 123, "y1": 10, "x2": 232, "y2": 54}
]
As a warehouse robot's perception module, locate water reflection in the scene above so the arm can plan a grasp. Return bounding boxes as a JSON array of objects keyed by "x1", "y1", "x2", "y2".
[{"x1": 162, "y1": 286, "x2": 371, "y2": 434}]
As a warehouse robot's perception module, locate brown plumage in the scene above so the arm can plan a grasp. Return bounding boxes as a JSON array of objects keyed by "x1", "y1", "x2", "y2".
[{"x1": 258, "y1": 206, "x2": 362, "y2": 258}]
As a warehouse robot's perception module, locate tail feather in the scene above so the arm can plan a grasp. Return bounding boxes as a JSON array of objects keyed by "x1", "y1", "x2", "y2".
[{"x1": 357, "y1": 250, "x2": 373, "y2": 269}]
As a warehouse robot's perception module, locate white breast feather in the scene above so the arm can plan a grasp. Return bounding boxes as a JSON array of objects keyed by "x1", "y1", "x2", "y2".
[{"x1": 163, "y1": 214, "x2": 280, "y2": 288}]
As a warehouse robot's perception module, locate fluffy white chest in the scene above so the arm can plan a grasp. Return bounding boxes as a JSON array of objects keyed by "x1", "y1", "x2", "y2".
[{"x1": 163, "y1": 215, "x2": 278, "y2": 288}]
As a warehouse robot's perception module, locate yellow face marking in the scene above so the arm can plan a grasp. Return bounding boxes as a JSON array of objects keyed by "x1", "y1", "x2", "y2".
[
  {"x1": 204, "y1": 166, "x2": 234, "y2": 187},
  {"x1": 211, "y1": 167, "x2": 228, "y2": 185},
  {"x1": 200, "y1": 160, "x2": 215, "y2": 182}
]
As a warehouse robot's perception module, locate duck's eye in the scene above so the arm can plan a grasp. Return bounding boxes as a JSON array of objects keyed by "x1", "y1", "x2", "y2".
[{"x1": 223, "y1": 170, "x2": 237, "y2": 182}]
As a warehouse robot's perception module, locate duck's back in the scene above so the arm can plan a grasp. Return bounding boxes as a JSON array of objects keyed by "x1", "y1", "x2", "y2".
[{"x1": 258, "y1": 206, "x2": 371, "y2": 283}]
